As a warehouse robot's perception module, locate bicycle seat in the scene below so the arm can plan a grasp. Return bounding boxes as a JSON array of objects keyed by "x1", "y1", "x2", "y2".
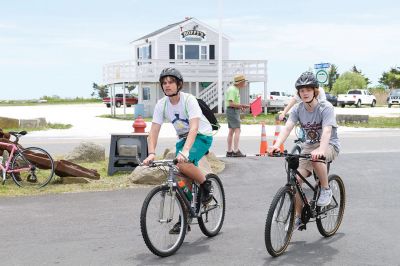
[{"x1": 9, "y1": 131, "x2": 27, "y2": 136}]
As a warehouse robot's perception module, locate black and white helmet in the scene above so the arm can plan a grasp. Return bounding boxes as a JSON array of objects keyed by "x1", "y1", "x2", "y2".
[
  {"x1": 159, "y1": 67, "x2": 183, "y2": 83},
  {"x1": 295, "y1": 71, "x2": 319, "y2": 89}
]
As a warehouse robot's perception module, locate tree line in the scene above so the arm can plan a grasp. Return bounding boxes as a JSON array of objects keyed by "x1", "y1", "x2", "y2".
[{"x1": 324, "y1": 65, "x2": 400, "y2": 95}]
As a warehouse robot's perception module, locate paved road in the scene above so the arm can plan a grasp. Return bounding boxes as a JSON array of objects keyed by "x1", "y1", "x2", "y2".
[{"x1": 1, "y1": 152, "x2": 399, "y2": 265}]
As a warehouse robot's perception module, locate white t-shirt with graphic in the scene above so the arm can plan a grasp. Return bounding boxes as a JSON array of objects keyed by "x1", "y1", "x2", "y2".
[{"x1": 152, "y1": 92, "x2": 212, "y2": 136}]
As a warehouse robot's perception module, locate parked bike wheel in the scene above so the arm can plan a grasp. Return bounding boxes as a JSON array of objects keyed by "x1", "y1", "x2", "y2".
[
  {"x1": 11, "y1": 147, "x2": 54, "y2": 188},
  {"x1": 316, "y1": 174, "x2": 346, "y2": 237},
  {"x1": 140, "y1": 186, "x2": 187, "y2": 257},
  {"x1": 198, "y1": 174, "x2": 226, "y2": 237},
  {"x1": 265, "y1": 186, "x2": 295, "y2": 257}
]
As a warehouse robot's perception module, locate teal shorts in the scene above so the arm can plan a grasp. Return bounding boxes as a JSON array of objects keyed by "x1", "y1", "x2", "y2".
[{"x1": 176, "y1": 134, "x2": 213, "y2": 166}]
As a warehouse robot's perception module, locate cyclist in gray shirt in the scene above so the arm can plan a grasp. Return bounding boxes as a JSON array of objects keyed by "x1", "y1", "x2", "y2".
[{"x1": 269, "y1": 71, "x2": 340, "y2": 230}]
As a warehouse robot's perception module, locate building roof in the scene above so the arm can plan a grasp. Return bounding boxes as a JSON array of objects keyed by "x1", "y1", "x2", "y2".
[{"x1": 132, "y1": 18, "x2": 192, "y2": 42}]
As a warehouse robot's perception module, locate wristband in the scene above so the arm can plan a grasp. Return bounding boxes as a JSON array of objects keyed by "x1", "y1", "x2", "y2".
[{"x1": 148, "y1": 152, "x2": 155, "y2": 155}]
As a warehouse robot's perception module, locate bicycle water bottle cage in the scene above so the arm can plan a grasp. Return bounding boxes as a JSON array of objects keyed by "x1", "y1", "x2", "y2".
[{"x1": 286, "y1": 156, "x2": 299, "y2": 170}]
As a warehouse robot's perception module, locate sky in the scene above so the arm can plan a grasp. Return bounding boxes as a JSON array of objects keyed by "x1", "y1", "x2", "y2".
[{"x1": 1, "y1": 0, "x2": 399, "y2": 100}]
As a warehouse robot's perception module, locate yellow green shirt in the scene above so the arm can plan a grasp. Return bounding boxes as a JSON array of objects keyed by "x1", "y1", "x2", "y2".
[{"x1": 225, "y1": 85, "x2": 240, "y2": 108}]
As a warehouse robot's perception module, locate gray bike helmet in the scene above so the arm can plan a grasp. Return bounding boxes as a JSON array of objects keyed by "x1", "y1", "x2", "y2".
[
  {"x1": 159, "y1": 67, "x2": 183, "y2": 83},
  {"x1": 295, "y1": 71, "x2": 319, "y2": 89},
  {"x1": 159, "y1": 67, "x2": 184, "y2": 97}
]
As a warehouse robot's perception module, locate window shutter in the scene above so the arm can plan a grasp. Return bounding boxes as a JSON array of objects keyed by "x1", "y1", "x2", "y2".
[
  {"x1": 149, "y1": 44, "x2": 152, "y2": 59},
  {"x1": 209, "y1": 45, "x2": 215, "y2": 60},
  {"x1": 169, "y1": 44, "x2": 175, "y2": 59}
]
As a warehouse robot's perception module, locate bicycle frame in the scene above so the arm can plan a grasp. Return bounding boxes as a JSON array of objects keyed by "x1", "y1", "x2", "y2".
[
  {"x1": 287, "y1": 162, "x2": 338, "y2": 220},
  {"x1": 0, "y1": 143, "x2": 32, "y2": 183},
  {"x1": 153, "y1": 160, "x2": 219, "y2": 222}
]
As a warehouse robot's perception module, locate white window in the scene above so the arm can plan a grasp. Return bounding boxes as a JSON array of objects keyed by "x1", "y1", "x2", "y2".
[
  {"x1": 138, "y1": 45, "x2": 151, "y2": 60},
  {"x1": 143, "y1": 87, "x2": 150, "y2": 100},
  {"x1": 177, "y1": 45, "x2": 183, "y2": 60},
  {"x1": 175, "y1": 44, "x2": 208, "y2": 60},
  {"x1": 201, "y1": 45, "x2": 207, "y2": 60}
]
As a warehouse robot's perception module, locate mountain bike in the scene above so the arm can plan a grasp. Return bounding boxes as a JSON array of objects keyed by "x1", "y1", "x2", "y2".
[
  {"x1": 140, "y1": 159, "x2": 225, "y2": 257},
  {"x1": 0, "y1": 131, "x2": 55, "y2": 188},
  {"x1": 264, "y1": 152, "x2": 345, "y2": 257}
]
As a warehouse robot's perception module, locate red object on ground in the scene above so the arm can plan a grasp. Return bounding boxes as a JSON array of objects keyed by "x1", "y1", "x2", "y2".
[
  {"x1": 250, "y1": 96, "x2": 262, "y2": 117},
  {"x1": 132, "y1": 115, "x2": 147, "y2": 133}
]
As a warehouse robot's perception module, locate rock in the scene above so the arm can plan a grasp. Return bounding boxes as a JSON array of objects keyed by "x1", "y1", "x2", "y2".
[
  {"x1": 0, "y1": 117, "x2": 19, "y2": 129},
  {"x1": 129, "y1": 166, "x2": 167, "y2": 185},
  {"x1": 129, "y1": 149, "x2": 225, "y2": 185},
  {"x1": 64, "y1": 142, "x2": 105, "y2": 162}
]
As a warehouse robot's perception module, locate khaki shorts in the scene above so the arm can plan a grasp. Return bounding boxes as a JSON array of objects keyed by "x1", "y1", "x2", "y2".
[
  {"x1": 299, "y1": 143, "x2": 338, "y2": 174},
  {"x1": 226, "y1": 107, "x2": 241, "y2": 128}
]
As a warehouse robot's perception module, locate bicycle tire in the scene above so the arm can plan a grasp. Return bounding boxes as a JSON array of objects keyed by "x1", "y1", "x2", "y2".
[
  {"x1": 316, "y1": 174, "x2": 346, "y2": 237},
  {"x1": 140, "y1": 186, "x2": 187, "y2": 257},
  {"x1": 265, "y1": 186, "x2": 295, "y2": 257},
  {"x1": 11, "y1": 147, "x2": 55, "y2": 188},
  {"x1": 198, "y1": 174, "x2": 226, "y2": 237}
]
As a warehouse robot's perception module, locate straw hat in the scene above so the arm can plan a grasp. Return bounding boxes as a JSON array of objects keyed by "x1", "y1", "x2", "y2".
[{"x1": 233, "y1": 74, "x2": 247, "y2": 84}]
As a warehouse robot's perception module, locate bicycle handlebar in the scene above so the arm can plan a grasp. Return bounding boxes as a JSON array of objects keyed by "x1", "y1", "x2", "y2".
[
  {"x1": 269, "y1": 151, "x2": 326, "y2": 161},
  {"x1": 139, "y1": 158, "x2": 179, "y2": 167}
]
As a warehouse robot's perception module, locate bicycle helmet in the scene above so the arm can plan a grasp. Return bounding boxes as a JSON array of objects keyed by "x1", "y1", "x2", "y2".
[
  {"x1": 159, "y1": 67, "x2": 183, "y2": 83},
  {"x1": 159, "y1": 67, "x2": 184, "y2": 97},
  {"x1": 295, "y1": 71, "x2": 319, "y2": 90}
]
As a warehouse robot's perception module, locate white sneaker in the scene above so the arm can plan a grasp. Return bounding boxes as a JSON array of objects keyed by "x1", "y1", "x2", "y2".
[{"x1": 317, "y1": 187, "x2": 333, "y2": 206}]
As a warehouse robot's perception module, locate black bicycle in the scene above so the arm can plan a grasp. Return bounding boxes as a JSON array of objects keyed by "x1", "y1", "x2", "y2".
[
  {"x1": 265, "y1": 152, "x2": 345, "y2": 257},
  {"x1": 140, "y1": 159, "x2": 225, "y2": 257}
]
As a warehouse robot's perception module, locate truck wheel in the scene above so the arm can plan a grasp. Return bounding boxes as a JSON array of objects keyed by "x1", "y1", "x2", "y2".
[
  {"x1": 116, "y1": 102, "x2": 122, "y2": 108},
  {"x1": 106, "y1": 103, "x2": 111, "y2": 108},
  {"x1": 371, "y1": 100, "x2": 376, "y2": 107},
  {"x1": 388, "y1": 104, "x2": 392, "y2": 108},
  {"x1": 355, "y1": 100, "x2": 361, "y2": 108},
  {"x1": 127, "y1": 105, "x2": 131, "y2": 107},
  {"x1": 340, "y1": 104, "x2": 345, "y2": 108}
]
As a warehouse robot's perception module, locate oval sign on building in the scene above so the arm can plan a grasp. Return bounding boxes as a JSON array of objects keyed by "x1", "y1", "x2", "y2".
[{"x1": 180, "y1": 30, "x2": 207, "y2": 42}]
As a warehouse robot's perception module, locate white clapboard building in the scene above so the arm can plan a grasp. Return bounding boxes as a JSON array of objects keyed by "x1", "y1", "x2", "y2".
[{"x1": 103, "y1": 17, "x2": 268, "y2": 116}]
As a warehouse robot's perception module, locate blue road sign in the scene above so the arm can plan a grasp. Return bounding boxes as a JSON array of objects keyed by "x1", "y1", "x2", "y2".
[{"x1": 314, "y1": 63, "x2": 331, "y2": 69}]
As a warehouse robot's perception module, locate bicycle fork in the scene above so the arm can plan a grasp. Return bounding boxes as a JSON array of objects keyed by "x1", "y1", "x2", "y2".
[{"x1": 158, "y1": 188, "x2": 176, "y2": 223}]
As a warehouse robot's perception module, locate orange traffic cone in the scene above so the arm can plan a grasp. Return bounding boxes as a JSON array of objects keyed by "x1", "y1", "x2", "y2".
[
  {"x1": 259, "y1": 122, "x2": 268, "y2": 156},
  {"x1": 273, "y1": 120, "x2": 285, "y2": 153}
]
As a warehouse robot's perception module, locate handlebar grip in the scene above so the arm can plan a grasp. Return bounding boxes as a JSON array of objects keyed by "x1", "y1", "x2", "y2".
[{"x1": 173, "y1": 158, "x2": 179, "y2": 165}]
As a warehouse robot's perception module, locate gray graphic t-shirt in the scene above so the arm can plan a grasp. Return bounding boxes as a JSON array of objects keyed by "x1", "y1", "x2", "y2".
[{"x1": 289, "y1": 100, "x2": 340, "y2": 152}]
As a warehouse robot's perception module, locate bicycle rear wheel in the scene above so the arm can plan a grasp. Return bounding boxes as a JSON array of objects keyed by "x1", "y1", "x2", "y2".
[
  {"x1": 140, "y1": 186, "x2": 187, "y2": 257},
  {"x1": 316, "y1": 174, "x2": 346, "y2": 237},
  {"x1": 11, "y1": 147, "x2": 55, "y2": 188},
  {"x1": 265, "y1": 186, "x2": 295, "y2": 257},
  {"x1": 198, "y1": 174, "x2": 226, "y2": 237}
]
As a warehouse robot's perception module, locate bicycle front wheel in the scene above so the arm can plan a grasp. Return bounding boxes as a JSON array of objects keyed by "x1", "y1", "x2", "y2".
[
  {"x1": 265, "y1": 186, "x2": 295, "y2": 257},
  {"x1": 11, "y1": 147, "x2": 55, "y2": 188},
  {"x1": 198, "y1": 174, "x2": 226, "y2": 237},
  {"x1": 140, "y1": 186, "x2": 187, "y2": 257},
  {"x1": 316, "y1": 174, "x2": 346, "y2": 237}
]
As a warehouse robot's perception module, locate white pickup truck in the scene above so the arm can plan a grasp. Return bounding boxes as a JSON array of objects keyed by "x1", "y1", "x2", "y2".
[
  {"x1": 265, "y1": 91, "x2": 292, "y2": 113},
  {"x1": 337, "y1": 89, "x2": 376, "y2": 108}
]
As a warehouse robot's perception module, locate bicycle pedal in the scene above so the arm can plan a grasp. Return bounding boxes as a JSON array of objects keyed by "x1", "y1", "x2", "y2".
[{"x1": 298, "y1": 224, "x2": 307, "y2": 231}]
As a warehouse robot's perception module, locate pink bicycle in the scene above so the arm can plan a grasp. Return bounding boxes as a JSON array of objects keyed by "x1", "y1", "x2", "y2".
[{"x1": 0, "y1": 131, "x2": 55, "y2": 188}]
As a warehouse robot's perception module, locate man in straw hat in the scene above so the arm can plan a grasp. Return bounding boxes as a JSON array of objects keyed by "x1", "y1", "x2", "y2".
[{"x1": 225, "y1": 74, "x2": 250, "y2": 157}]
